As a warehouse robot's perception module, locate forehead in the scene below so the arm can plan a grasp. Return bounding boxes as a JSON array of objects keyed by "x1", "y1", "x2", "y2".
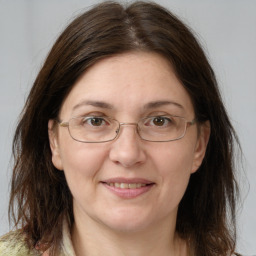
[{"x1": 60, "y1": 52, "x2": 194, "y2": 118}]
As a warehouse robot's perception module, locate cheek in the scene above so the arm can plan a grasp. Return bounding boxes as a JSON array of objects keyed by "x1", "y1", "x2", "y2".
[
  {"x1": 153, "y1": 141, "x2": 195, "y2": 199},
  {"x1": 58, "y1": 137, "x2": 109, "y2": 192},
  {"x1": 155, "y1": 140, "x2": 195, "y2": 175}
]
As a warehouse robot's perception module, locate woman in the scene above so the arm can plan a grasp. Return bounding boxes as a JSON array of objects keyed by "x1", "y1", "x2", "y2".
[{"x1": 0, "y1": 1, "x2": 244, "y2": 255}]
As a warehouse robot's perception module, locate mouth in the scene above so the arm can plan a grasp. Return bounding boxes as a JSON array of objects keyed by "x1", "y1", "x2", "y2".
[
  {"x1": 105, "y1": 182, "x2": 148, "y2": 189},
  {"x1": 101, "y1": 178, "x2": 155, "y2": 199}
]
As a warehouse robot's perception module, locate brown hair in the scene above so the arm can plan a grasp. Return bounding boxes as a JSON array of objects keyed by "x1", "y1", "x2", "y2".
[{"x1": 9, "y1": 1, "x2": 240, "y2": 255}]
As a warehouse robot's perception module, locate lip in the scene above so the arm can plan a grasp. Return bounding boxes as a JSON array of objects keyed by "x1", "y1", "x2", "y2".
[
  {"x1": 102, "y1": 177, "x2": 154, "y2": 184},
  {"x1": 101, "y1": 177, "x2": 155, "y2": 199}
]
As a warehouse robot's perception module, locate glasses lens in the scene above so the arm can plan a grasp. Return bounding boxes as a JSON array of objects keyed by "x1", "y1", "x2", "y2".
[
  {"x1": 138, "y1": 116, "x2": 186, "y2": 141},
  {"x1": 69, "y1": 116, "x2": 119, "y2": 142},
  {"x1": 66, "y1": 115, "x2": 188, "y2": 143}
]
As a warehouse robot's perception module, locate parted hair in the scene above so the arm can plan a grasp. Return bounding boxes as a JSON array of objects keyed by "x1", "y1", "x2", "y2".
[{"x1": 9, "y1": 1, "x2": 240, "y2": 255}]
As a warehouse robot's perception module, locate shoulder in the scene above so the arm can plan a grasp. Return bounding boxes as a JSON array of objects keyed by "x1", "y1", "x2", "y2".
[{"x1": 0, "y1": 230, "x2": 40, "y2": 256}]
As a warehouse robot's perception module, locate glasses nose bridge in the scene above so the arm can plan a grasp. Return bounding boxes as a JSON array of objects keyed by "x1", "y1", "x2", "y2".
[
  {"x1": 119, "y1": 122, "x2": 138, "y2": 127},
  {"x1": 117, "y1": 122, "x2": 140, "y2": 138}
]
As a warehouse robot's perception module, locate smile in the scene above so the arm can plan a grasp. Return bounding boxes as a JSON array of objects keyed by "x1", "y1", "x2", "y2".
[
  {"x1": 106, "y1": 183, "x2": 147, "y2": 189},
  {"x1": 101, "y1": 179, "x2": 155, "y2": 199}
]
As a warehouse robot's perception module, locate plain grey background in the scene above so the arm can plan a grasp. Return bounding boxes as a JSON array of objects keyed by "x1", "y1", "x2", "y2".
[{"x1": 0, "y1": 0, "x2": 255, "y2": 254}]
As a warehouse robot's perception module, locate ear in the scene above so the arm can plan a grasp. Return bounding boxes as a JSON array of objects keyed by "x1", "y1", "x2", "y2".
[
  {"x1": 191, "y1": 121, "x2": 210, "y2": 173},
  {"x1": 48, "y1": 120, "x2": 63, "y2": 171}
]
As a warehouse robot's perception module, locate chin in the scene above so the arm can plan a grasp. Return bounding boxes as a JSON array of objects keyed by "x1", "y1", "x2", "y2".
[
  {"x1": 99, "y1": 208, "x2": 154, "y2": 233},
  {"x1": 104, "y1": 220, "x2": 150, "y2": 234}
]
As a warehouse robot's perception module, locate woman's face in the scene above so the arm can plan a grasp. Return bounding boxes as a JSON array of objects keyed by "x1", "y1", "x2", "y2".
[{"x1": 49, "y1": 52, "x2": 209, "y2": 233}]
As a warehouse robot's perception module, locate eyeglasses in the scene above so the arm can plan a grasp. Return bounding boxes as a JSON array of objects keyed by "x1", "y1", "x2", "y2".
[{"x1": 57, "y1": 115, "x2": 196, "y2": 143}]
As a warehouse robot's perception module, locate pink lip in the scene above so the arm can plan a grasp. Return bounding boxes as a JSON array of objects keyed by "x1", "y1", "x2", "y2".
[
  {"x1": 102, "y1": 177, "x2": 153, "y2": 184},
  {"x1": 101, "y1": 177, "x2": 155, "y2": 199}
]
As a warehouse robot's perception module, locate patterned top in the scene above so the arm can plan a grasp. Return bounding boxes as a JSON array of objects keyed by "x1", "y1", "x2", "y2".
[
  {"x1": 0, "y1": 220, "x2": 75, "y2": 256},
  {"x1": 0, "y1": 223, "x2": 252, "y2": 256}
]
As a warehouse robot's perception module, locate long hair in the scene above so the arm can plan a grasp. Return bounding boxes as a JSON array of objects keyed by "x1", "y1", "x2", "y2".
[{"x1": 9, "y1": 1, "x2": 240, "y2": 255}]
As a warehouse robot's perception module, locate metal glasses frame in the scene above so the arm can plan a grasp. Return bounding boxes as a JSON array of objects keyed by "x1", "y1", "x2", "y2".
[{"x1": 57, "y1": 116, "x2": 196, "y2": 143}]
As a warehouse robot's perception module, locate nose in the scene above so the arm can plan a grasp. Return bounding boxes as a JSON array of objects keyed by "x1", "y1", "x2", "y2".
[{"x1": 109, "y1": 124, "x2": 146, "y2": 168}]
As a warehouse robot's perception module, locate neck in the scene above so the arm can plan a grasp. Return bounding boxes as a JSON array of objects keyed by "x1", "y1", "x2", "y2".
[{"x1": 71, "y1": 214, "x2": 188, "y2": 256}]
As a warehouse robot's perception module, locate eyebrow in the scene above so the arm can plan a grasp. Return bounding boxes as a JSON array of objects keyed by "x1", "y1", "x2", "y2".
[
  {"x1": 72, "y1": 100, "x2": 114, "y2": 111},
  {"x1": 72, "y1": 100, "x2": 184, "y2": 112},
  {"x1": 143, "y1": 100, "x2": 184, "y2": 110}
]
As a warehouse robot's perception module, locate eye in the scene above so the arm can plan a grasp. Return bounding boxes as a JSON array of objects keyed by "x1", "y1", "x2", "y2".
[
  {"x1": 82, "y1": 117, "x2": 109, "y2": 127},
  {"x1": 146, "y1": 116, "x2": 173, "y2": 127},
  {"x1": 152, "y1": 116, "x2": 167, "y2": 126}
]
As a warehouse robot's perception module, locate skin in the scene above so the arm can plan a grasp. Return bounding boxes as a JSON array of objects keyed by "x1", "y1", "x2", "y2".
[{"x1": 49, "y1": 52, "x2": 210, "y2": 256}]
